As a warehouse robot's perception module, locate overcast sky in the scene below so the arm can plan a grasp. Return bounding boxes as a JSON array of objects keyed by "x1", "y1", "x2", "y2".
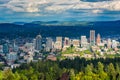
[{"x1": 0, "y1": 0, "x2": 120, "y2": 22}]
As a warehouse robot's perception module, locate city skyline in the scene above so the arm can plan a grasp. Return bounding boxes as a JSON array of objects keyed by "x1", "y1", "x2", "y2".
[
  {"x1": 0, "y1": 0, "x2": 120, "y2": 22},
  {"x1": 0, "y1": 0, "x2": 120, "y2": 79}
]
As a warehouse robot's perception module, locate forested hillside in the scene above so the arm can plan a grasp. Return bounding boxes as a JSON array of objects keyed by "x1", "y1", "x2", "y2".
[
  {"x1": 0, "y1": 21, "x2": 120, "y2": 39},
  {"x1": 0, "y1": 57, "x2": 120, "y2": 80}
]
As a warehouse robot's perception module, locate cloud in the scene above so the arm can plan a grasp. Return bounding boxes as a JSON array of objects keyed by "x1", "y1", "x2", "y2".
[
  {"x1": 0, "y1": 0, "x2": 120, "y2": 22},
  {"x1": 92, "y1": 9, "x2": 103, "y2": 13},
  {"x1": 1, "y1": 0, "x2": 47, "y2": 12},
  {"x1": 44, "y1": 0, "x2": 120, "y2": 14},
  {"x1": 0, "y1": 0, "x2": 10, "y2": 4},
  {"x1": 80, "y1": 0, "x2": 119, "y2": 2},
  {"x1": 0, "y1": 0, "x2": 120, "y2": 13}
]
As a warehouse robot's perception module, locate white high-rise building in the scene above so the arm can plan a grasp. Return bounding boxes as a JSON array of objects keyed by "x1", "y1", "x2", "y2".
[
  {"x1": 63, "y1": 37, "x2": 71, "y2": 47},
  {"x1": 35, "y1": 35, "x2": 42, "y2": 51},
  {"x1": 62, "y1": 37, "x2": 71, "y2": 51},
  {"x1": 33, "y1": 39, "x2": 36, "y2": 49},
  {"x1": 7, "y1": 52, "x2": 17, "y2": 65},
  {"x1": 107, "y1": 38, "x2": 112, "y2": 48},
  {"x1": 112, "y1": 40, "x2": 118, "y2": 48},
  {"x1": 72, "y1": 39, "x2": 80, "y2": 47},
  {"x1": 54, "y1": 37, "x2": 62, "y2": 50},
  {"x1": 81, "y1": 36, "x2": 88, "y2": 48},
  {"x1": 13, "y1": 41, "x2": 19, "y2": 52},
  {"x1": 46, "y1": 37, "x2": 53, "y2": 51},
  {"x1": 0, "y1": 45, "x2": 3, "y2": 54}
]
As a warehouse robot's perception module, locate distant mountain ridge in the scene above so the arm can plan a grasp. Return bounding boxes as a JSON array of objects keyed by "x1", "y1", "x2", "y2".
[
  {"x1": 10, "y1": 20, "x2": 120, "y2": 26},
  {"x1": 13, "y1": 22, "x2": 26, "y2": 25}
]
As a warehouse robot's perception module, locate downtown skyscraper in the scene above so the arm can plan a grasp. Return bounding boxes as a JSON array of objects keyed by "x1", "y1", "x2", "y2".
[
  {"x1": 96, "y1": 33, "x2": 101, "y2": 45},
  {"x1": 90, "y1": 30, "x2": 95, "y2": 46},
  {"x1": 81, "y1": 36, "x2": 88, "y2": 48},
  {"x1": 34, "y1": 34, "x2": 42, "y2": 51}
]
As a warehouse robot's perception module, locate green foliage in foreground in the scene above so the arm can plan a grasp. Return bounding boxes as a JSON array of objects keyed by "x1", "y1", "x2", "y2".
[{"x1": 1, "y1": 58, "x2": 120, "y2": 80}]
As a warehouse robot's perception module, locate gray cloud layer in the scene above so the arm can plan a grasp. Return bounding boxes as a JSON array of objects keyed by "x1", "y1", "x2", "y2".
[
  {"x1": 0, "y1": 0, "x2": 120, "y2": 13},
  {"x1": 0, "y1": 0, "x2": 120, "y2": 22}
]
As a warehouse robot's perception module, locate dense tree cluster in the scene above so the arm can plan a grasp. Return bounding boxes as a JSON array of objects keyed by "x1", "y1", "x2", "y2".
[{"x1": 0, "y1": 57, "x2": 120, "y2": 80}]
